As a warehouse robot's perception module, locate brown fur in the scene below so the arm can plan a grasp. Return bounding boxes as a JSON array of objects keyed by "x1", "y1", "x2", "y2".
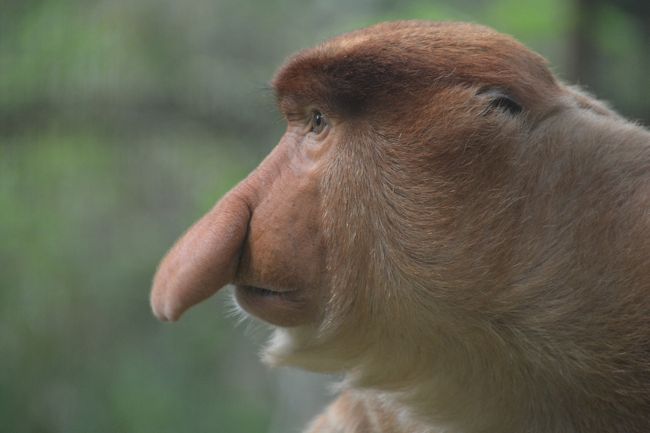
[{"x1": 151, "y1": 21, "x2": 650, "y2": 433}]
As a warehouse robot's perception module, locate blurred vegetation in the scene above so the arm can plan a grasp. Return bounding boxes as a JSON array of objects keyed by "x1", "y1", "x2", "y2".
[{"x1": 0, "y1": 0, "x2": 647, "y2": 432}]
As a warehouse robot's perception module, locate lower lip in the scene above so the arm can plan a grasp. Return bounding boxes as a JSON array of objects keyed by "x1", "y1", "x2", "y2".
[{"x1": 234, "y1": 285, "x2": 308, "y2": 327}]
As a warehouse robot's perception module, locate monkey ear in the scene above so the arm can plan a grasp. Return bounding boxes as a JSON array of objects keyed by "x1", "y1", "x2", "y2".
[{"x1": 478, "y1": 88, "x2": 523, "y2": 116}]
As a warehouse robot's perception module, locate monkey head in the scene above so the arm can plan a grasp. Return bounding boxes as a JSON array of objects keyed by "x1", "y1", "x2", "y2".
[{"x1": 151, "y1": 21, "x2": 650, "y2": 432}]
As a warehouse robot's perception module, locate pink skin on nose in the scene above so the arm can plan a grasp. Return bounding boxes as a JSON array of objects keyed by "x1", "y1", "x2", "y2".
[
  {"x1": 150, "y1": 190, "x2": 251, "y2": 322},
  {"x1": 151, "y1": 128, "x2": 326, "y2": 326}
]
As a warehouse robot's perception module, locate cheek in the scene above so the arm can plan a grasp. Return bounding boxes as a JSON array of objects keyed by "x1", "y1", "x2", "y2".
[{"x1": 318, "y1": 144, "x2": 389, "y2": 306}]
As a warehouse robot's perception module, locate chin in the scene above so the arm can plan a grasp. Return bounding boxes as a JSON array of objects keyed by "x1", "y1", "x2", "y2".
[
  {"x1": 232, "y1": 285, "x2": 336, "y2": 370},
  {"x1": 261, "y1": 325, "x2": 361, "y2": 377}
]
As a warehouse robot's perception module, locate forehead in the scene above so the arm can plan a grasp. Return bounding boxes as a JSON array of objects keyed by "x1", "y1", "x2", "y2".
[{"x1": 272, "y1": 21, "x2": 557, "y2": 115}]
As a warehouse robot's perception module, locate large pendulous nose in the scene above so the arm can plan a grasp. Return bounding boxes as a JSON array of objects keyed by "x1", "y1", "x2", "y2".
[{"x1": 150, "y1": 189, "x2": 251, "y2": 322}]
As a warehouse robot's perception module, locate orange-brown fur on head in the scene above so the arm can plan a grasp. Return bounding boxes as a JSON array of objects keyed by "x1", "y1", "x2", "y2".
[{"x1": 152, "y1": 21, "x2": 650, "y2": 433}]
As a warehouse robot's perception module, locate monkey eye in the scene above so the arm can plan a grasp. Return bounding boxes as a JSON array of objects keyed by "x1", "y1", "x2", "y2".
[{"x1": 309, "y1": 111, "x2": 328, "y2": 135}]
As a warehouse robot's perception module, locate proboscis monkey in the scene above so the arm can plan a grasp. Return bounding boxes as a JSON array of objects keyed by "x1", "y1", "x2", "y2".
[{"x1": 151, "y1": 21, "x2": 650, "y2": 433}]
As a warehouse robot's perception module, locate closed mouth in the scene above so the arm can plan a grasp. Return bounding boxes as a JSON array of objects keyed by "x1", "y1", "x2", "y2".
[
  {"x1": 240, "y1": 285, "x2": 278, "y2": 296},
  {"x1": 236, "y1": 285, "x2": 296, "y2": 299},
  {"x1": 233, "y1": 284, "x2": 313, "y2": 327}
]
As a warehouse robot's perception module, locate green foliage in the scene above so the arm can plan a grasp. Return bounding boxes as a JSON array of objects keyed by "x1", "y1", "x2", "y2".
[
  {"x1": 0, "y1": 125, "x2": 267, "y2": 432},
  {"x1": 482, "y1": 0, "x2": 573, "y2": 38}
]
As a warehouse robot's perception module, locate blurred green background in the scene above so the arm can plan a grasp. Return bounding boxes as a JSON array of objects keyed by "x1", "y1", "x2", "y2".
[{"x1": 1, "y1": 0, "x2": 648, "y2": 432}]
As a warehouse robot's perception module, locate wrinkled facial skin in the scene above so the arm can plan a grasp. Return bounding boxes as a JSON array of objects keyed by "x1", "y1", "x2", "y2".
[{"x1": 150, "y1": 114, "x2": 333, "y2": 327}]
